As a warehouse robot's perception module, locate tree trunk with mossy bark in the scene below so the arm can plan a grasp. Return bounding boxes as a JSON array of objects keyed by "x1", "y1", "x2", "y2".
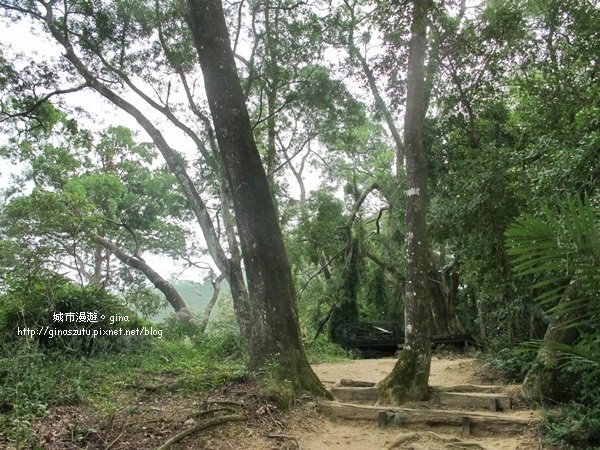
[
  {"x1": 378, "y1": 0, "x2": 432, "y2": 405},
  {"x1": 523, "y1": 284, "x2": 580, "y2": 403},
  {"x1": 183, "y1": 0, "x2": 327, "y2": 399}
]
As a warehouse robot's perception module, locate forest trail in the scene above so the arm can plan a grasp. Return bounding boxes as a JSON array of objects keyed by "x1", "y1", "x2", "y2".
[
  {"x1": 282, "y1": 356, "x2": 541, "y2": 450},
  {"x1": 29, "y1": 356, "x2": 542, "y2": 450}
]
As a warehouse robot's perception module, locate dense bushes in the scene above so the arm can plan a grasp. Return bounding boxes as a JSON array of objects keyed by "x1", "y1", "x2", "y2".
[
  {"x1": 0, "y1": 273, "x2": 155, "y2": 356},
  {"x1": 480, "y1": 348, "x2": 535, "y2": 383},
  {"x1": 542, "y1": 360, "x2": 600, "y2": 449}
]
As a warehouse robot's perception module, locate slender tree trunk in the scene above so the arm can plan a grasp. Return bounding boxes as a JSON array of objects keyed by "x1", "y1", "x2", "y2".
[
  {"x1": 329, "y1": 237, "x2": 360, "y2": 345},
  {"x1": 264, "y1": 0, "x2": 280, "y2": 183},
  {"x1": 429, "y1": 258, "x2": 465, "y2": 336},
  {"x1": 379, "y1": 0, "x2": 432, "y2": 404},
  {"x1": 184, "y1": 0, "x2": 326, "y2": 397},
  {"x1": 199, "y1": 274, "x2": 225, "y2": 333},
  {"x1": 93, "y1": 234, "x2": 193, "y2": 322}
]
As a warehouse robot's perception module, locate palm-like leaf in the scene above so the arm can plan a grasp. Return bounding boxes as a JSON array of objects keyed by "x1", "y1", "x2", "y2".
[{"x1": 505, "y1": 196, "x2": 600, "y2": 363}]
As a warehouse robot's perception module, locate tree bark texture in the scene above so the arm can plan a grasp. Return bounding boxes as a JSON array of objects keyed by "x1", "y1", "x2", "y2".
[
  {"x1": 379, "y1": 0, "x2": 432, "y2": 404},
  {"x1": 329, "y1": 237, "x2": 360, "y2": 345},
  {"x1": 184, "y1": 0, "x2": 326, "y2": 396},
  {"x1": 39, "y1": 3, "x2": 253, "y2": 342},
  {"x1": 523, "y1": 284, "x2": 581, "y2": 403},
  {"x1": 93, "y1": 234, "x2": 193, "y2": 322},
  {"x1": 199, "y1": 273, "x2": 225, "y2": 333},
  {"x1": 429, "y1": 260, "x2": 465, "y2": 336}
]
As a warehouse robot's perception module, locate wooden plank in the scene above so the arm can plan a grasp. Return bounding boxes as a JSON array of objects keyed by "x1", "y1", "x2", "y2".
[
  {"x1": 435, "y1": 392, "x2": 512, "y2": 411},
  {"x1": 317, "y1": 401, "x2": 538, "y2": 436},
  {"x1": 339, "y1": 379, "x2": 376, "y2": 387},
  {"x1": 331, "y1": 386, "x2": 378, "y2": 402},
  {"x1": 378, "y1": 411, "x2": 388, "y2": 428},
  {"x1": 430, "y1": 384, "x2": 504, "y2": 393}
]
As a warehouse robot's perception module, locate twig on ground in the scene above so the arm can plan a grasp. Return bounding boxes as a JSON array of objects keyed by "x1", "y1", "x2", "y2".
[
  {"x1": 155, "y1": 415, "x2": 246, "y2": 450},
  {"x1": 384, "y1": 431, "x2": 419, "y2": 449},
  {"x1": 190, "y1": 406, "x2": 240, "y2": 419},
  {"x1": 268, "y1": 433, "x2": 301, "y2": 449},
  {"x1": 104, "y1": 420, "x2": 134, "y2": 450}
]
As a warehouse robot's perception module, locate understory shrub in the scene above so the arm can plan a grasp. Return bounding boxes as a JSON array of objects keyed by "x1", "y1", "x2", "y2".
[
  {"x1": 0, "y1": 273, "x2": 155, "y2": 356},
  {"x1": 480, "y1": 347, "x2": 535, "y2": 382},
  {"x1": 542, "y1": 360, "x2": 600, "y2": 449}
]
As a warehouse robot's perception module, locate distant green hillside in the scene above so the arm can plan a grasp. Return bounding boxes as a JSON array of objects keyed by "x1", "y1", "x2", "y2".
[{"x1": 151, "y1": 279, "x2": 231, "y2": 323}]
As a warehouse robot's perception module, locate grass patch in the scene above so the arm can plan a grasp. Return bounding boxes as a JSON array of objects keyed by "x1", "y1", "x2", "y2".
[
  {"x1": 303, "y1": 336, "x2": 356, "y2": 363},
  {"x1": 0, "y1": 328, "x2": 245, "y2": 448}
]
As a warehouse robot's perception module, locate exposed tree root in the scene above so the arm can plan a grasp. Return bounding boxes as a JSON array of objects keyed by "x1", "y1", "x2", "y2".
[
  {"x1": 104, "y1": 422, "x2": 132, "y2": 450},
  {"x1": 383, "y1": 431, "x2": 419, "y2": 448},
  {"x1": 384, "y1": 431, "x2": 488, "y2": 450},
  {"x1": 203, "y1": 399, "x2": 245, "y2": 408},
  {"x1": 154, "y1": 415, "x2": 246, "y2": 450},
  {"x1": 189, "y1": 406, "x2": 240, "y2": 419},
  {"x1": 268, "y1": 433, "x2": 301, "y2": 449},
  {"x1": 105, "y1": 418, "x2": 165, "y2": 450}
]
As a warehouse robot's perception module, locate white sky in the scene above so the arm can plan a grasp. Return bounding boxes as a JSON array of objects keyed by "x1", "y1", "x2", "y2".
[
  {"x1": 0, "y1": 18, "x2": 213, "y2": 281},
  {"x1": 0, "y1": 15, "x2": 328, "y2": 283}
]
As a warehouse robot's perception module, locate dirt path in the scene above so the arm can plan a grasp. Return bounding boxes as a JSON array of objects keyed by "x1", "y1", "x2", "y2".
[
  {"x1": 29, "y1": 356, "x2": 541, "y2": 450},
  {"x1": 282, "y1": 356, "x2": 541, "y2": 450},
  {"x1": 313, "y1": 356, "x2": 482, "y2": 388}
]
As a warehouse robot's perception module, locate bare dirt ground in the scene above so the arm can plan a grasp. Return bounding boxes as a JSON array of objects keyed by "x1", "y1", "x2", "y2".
[
  {"x1": 314, "y1": 355, "x2": 480, "y2": 388},
  {"x1": 28, "y1": 356, "x2": 543, "y2": 450},
  {"x1": 291, "y1": 356, "x2": 541, "y2": 450}
]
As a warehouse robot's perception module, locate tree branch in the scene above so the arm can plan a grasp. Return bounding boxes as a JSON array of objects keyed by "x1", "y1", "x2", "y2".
[
  {"x1": 0, "y1": 83, "x2": 89, "y2": 123},
  {"x1": 40, "y1": 5, "x2": 232, "y2": 279}
]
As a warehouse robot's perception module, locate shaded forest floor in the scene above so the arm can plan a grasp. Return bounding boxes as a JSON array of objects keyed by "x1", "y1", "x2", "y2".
[{"x1": 24, "y1": 355, "x2": 545, "y2": 450}]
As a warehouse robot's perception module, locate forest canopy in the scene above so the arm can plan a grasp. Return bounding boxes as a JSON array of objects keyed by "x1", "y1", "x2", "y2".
[{"x1": 0, "y1": 0, "x2": 599, "y2": 448}]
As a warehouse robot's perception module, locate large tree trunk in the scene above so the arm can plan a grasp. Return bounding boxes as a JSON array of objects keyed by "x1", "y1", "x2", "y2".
[
  {"x1": 379, "y1": 0, "x2": 432, "y2": 404},
  {"x1": 184, "y1": 0, "x2": 326, "y2": 397},
  {"x1": 41, "y1": 10, "x2": 253, "y2": 337}
]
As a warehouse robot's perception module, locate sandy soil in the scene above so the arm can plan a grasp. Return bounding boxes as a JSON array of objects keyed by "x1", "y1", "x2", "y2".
[
  {"x1": 285, "y1": 356, "x2": 542, "y2": 450},
  {"x1": 28, "y1": 356, "x2": 542, "y2": 450},
  {"x1": 313, "y1": 356, "x2": 483, "y2": 389}
]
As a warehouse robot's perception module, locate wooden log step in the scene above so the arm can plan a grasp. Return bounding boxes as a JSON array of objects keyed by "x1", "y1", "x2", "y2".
[
  {"x1": 329, "y1": 384, "x2": 512, "y2": 405},
  {"x1": 433, "y1": 392, "x2": 512, "y2": 411},
  {"x1": 431, "y1": 384, "x2": 505, "y2": 393},
  {"x1": 339, "y1": 379, "x2": 376, "y2": 387},
  {"x1": 318, "y1": 401, "x2": 539, "y2": 436},
  {"x1": 330, "y1": 386, "x2": 378, "y2": 402}
]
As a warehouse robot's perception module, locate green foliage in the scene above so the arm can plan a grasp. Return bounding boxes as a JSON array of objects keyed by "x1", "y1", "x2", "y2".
[
  {"x1": 542, "y1": 361, "x2": 600, "y2": 449},
  {"x1": 123, "y1": 284, "x2": 166, "y2": 318},
  {"x1": 0, "y1": 315, "x2": 246, "y2": 446},
  {"x1": 506, "y1": 196, "x2": 600, "y2": 447},
  {"x1": 161, "y1": 315, "x2": 242, "y2": 362},
  {"x1": 481, "y1": 348, "x2": 536, "y2": 383},
  {"x1": 303, "y1": 335, "x2": 354, "y2": 363},
  {"x1": 544, "y1": 403, "x2": 600, "y2": 450},
  {"x1": 0, "y1": 272, "x2": 154, "y2": 356},
  {"x1": 506, "y1": 196, "x2": 600, "y2": 358},
  {"x1": 0, "y1": 121, "x2": 192, "y2": 318},
  {"x1": 0, "y1": 343, "x2": 245, "y2": 446},
  {"x1": 507, "y1": 197, "x2": 599, "y2": 270}
]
